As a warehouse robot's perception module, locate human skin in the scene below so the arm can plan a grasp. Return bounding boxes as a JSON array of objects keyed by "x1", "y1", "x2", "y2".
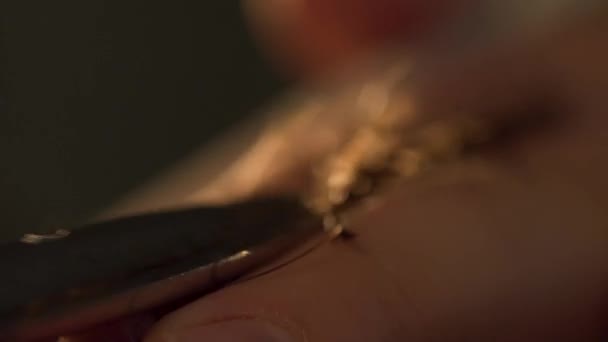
[
  {"x1": 66, "y1": 2, "x2": 608, "y2": 341},
  {"x1": 243, "y1": 0, "x2": 464, "y2": 78}
]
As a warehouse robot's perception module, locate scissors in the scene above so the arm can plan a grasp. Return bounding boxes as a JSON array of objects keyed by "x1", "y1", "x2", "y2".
[{"x1": 0, "y1": 197, "x2": 323, "y2": 340}]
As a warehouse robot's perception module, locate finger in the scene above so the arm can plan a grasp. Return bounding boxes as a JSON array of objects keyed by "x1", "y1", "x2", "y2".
[
  {"x1": 76, "y1": 13, "x2": 608, "y2": 342},
  {"x1": 142, "y1": 217, "x2": 425, "y2": 341},
  {"x1": 144, "y1": 157, "x2": 608, "y2": 342},
  {"x1": 143, "y1": 16, "x2": 608, "y2": 341},
  {"x1": 243, "y1": 0, "x2": 465, "y2": 78}
]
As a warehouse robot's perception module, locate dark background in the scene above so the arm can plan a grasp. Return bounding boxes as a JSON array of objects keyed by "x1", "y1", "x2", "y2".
[{"x1": 1, "y1": 1, "x2": 284, "y2": 239}]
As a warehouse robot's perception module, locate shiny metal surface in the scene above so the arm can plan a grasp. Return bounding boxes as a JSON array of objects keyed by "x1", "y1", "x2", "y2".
[{"x1": 0, "y1": 197, "x2": 322, "y2": 340}]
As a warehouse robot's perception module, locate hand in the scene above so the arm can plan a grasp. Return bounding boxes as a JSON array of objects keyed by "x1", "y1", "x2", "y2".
[{"x1": 65, "y1": 3, "x2": 608, "y2": 341}]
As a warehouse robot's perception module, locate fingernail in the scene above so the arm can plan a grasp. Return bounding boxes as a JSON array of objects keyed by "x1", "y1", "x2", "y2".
[{"x1": 169, "y1": 319, "x2": 299, "y2": 342}]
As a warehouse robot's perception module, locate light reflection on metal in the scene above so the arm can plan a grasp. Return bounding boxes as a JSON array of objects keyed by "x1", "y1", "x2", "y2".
[
  {"x1": 223, "y1": 250, "x2": 252, "y2": 263},
  {"x1": 20, "y1": 229, "x2": 71, "y2": 244}
]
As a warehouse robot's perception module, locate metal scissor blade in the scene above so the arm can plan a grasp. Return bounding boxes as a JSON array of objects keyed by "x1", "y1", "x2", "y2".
[{"x1": 0, "y1": 197, "x2": 322, "y2": 340}]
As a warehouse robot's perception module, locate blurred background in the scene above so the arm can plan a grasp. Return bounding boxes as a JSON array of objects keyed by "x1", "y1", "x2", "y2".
[{"x1": 0, "y1": 1, "x2": 285, "y2": 239}]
